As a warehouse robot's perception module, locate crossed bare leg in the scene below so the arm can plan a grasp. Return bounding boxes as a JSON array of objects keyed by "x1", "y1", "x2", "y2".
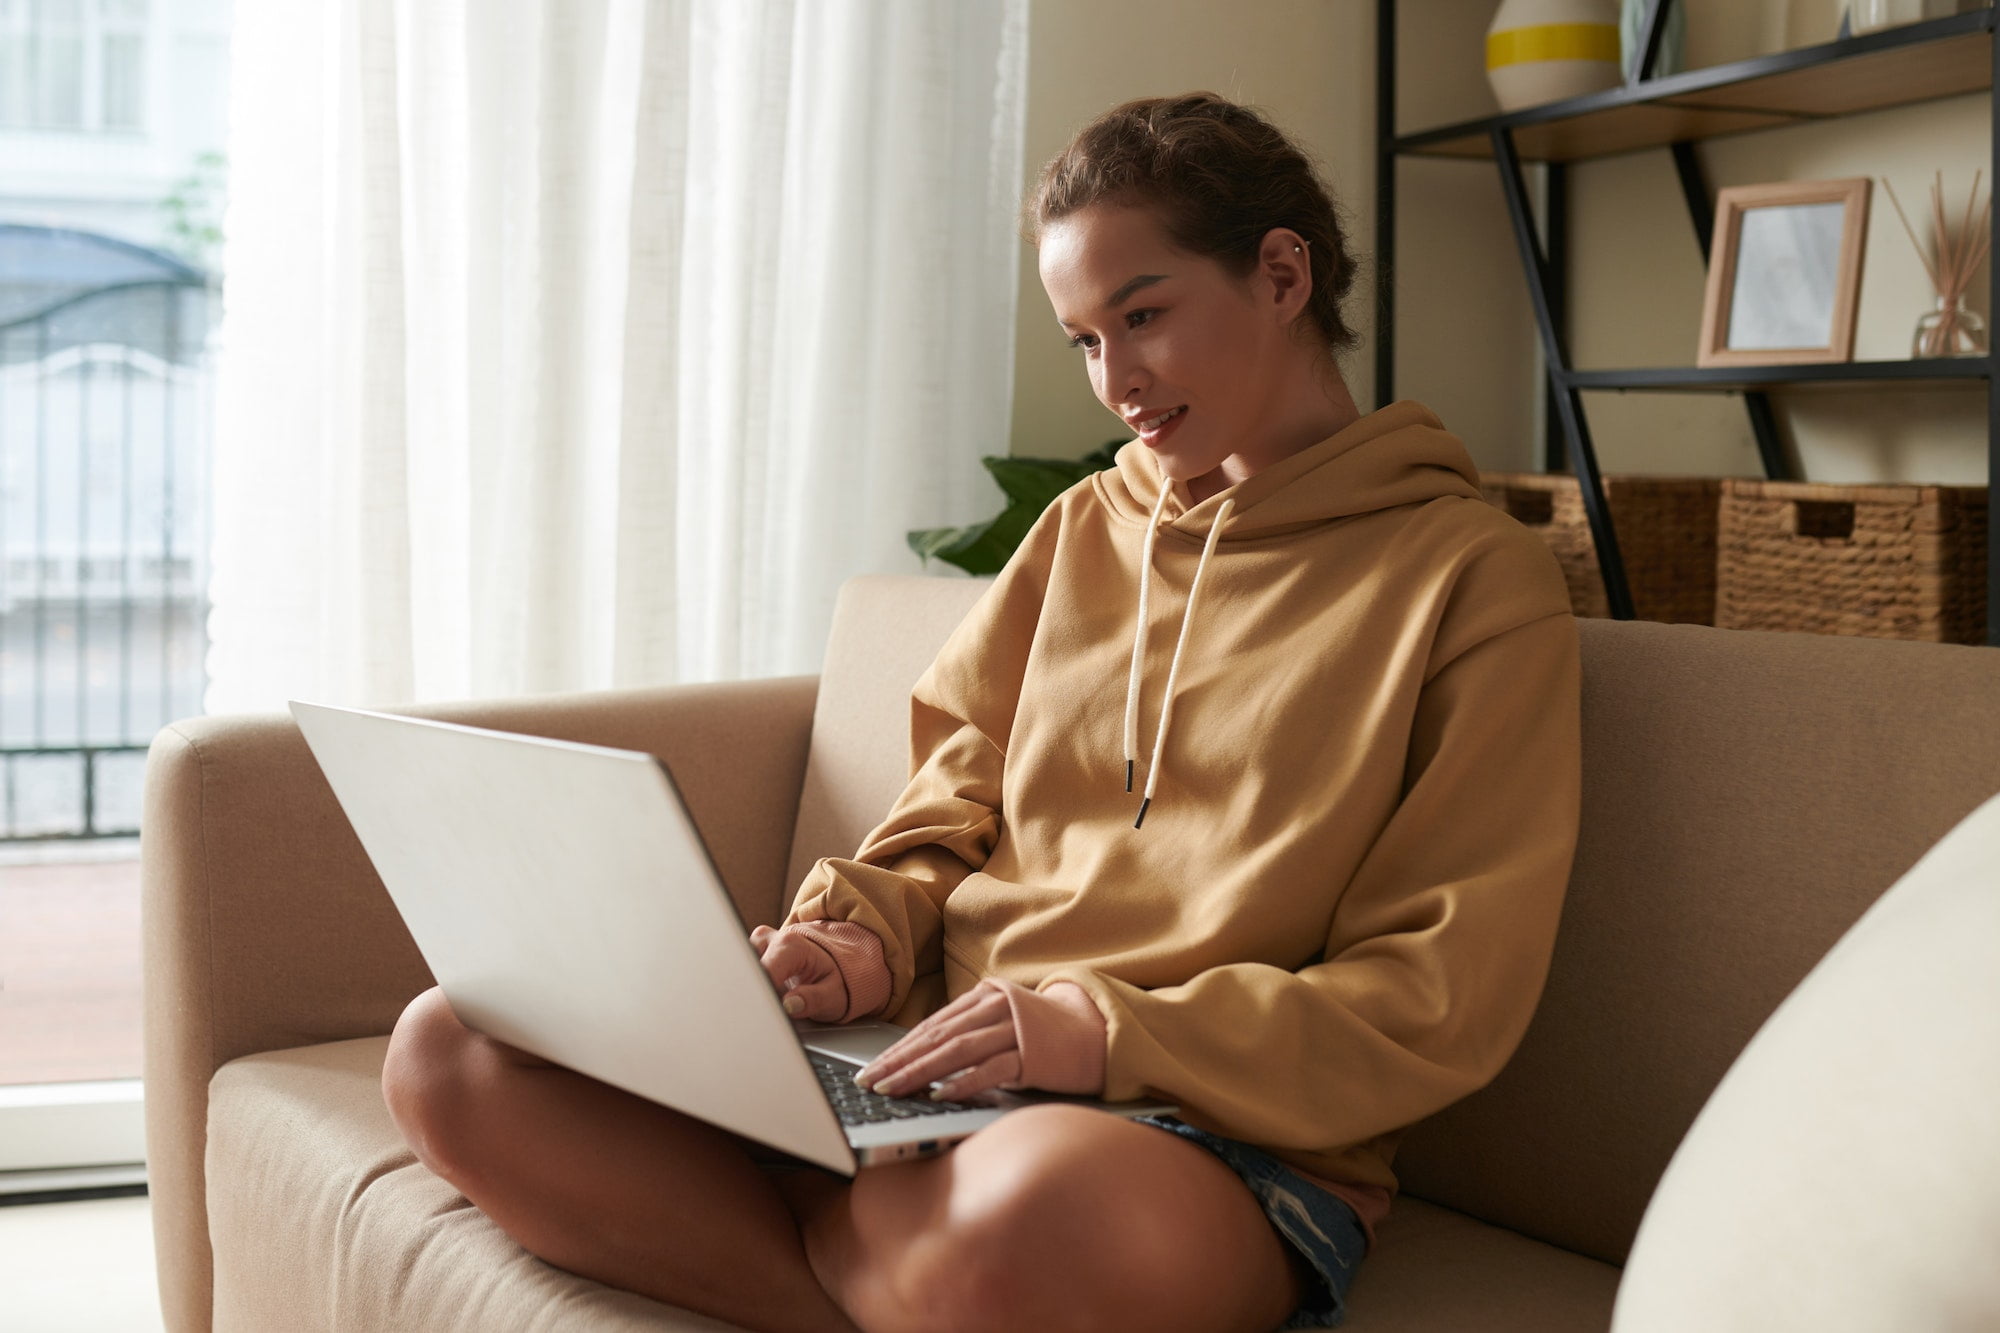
[{"x1": 381, "y1": 984, "x2": 1305, "y2": 1333}]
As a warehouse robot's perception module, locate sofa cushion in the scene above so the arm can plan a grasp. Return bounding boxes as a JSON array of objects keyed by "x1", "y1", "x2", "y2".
[
  {"x1": 1611, "y1": 787, "x2": 2000, "y2": 1331},
  {"x1": 205, "y1": 1037, "x2": 737, "y2": 1331},
  {"x1": 207, "y1": 1035, "x2": 1618, "y2": 1330},
  {"x1": 1342, "y1": 1203, "x2": 1619, "y2": 1331}
]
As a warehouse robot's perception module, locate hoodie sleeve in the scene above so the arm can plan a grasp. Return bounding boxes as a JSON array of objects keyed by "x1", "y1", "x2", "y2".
[
  {"x1": 782, "y1": 499, "x2": 1062, "y2": 1020},
  {"x1": 1040, "y1": 605, "x2": 1582, "y2": 1152}
]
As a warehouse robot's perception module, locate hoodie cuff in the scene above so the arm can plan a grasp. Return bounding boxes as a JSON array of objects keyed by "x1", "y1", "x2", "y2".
[
  {"x1": 998, "y1": 979, "x2": 1107, "y2": 1095},
  {"x1": 787, "y1": 920, "x2": 892, "y2": 1023}
]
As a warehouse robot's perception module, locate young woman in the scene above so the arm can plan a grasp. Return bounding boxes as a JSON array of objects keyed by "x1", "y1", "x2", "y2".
[{"x1": 381, "y1": 93, "x2": 1582, "y2": 1333}]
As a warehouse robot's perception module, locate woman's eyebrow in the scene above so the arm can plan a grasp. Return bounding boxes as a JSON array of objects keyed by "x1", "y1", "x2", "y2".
[
  {"x1": 1105, "y1": 273, "x2": 1169, "y2": 307},
  {"x1": 1056, "y1": 273, "x2": 1170, "y2": 328}
]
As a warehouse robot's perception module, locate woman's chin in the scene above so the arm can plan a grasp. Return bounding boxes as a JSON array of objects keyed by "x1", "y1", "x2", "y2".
[{"x1": 1157, "y1": 454, "x2": 1222, "y2": 487}]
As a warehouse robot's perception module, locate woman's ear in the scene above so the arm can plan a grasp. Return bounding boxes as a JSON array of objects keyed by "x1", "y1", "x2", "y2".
[{"x1": 1257, "y1": 227, "x2": 1312, "y2": 327}]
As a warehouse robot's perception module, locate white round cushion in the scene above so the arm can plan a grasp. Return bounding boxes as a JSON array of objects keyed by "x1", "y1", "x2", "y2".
[{"x1": 1613, "y1": 787, "x2": 2000, "y2": 1332}]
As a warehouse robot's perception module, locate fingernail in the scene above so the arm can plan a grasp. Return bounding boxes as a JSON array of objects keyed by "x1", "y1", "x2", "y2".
[{"x1": 783, "y1": 994, "x2": 804, "y2": 1015}]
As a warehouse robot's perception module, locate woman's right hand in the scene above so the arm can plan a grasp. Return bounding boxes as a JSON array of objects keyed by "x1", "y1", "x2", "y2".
[{"x1": 749, "y1": 924, "x2": 850, "y2": 1022}]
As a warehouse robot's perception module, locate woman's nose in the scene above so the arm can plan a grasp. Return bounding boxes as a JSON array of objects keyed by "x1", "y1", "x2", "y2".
[{"x1": 1098, "y1": 340, "x2": 1147, "y2": 405}]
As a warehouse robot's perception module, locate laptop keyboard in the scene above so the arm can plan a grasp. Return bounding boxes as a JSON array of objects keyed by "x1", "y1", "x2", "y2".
[{"x1": 808, "y1": 1050, "x2": 984, "y2": 1126}]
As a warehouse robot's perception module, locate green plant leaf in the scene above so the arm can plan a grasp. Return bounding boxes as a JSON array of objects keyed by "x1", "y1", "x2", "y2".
[
  {"x1": 908, "y1": 524, "x2": 966, "y2": 564},
  {"x1": 1079, "y1": 440, "x2": 1124, "y2": 470},
  {"x1": 906, "y1": 501, "x2": 1036, "y2": 576},
  {"x1": 906, "y1": 441, "x2": 1129, "y2": 575},
  {"x1": 983, "y1": 455, "x2": 1096, "y2": 509}
]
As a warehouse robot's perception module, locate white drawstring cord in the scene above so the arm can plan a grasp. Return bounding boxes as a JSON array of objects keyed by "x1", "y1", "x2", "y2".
[
  {"x1": 1135, "y1": 497, "x2": 1233, "y2": 829},
  {"x1": 1123, "y1": 483, "x2": 1171, "y2": 793}
]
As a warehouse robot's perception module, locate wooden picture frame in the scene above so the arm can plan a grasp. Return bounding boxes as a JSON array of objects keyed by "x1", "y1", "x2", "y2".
[{"x1": 1697, "y1": 177, "x2": 1871, "y2": 367}]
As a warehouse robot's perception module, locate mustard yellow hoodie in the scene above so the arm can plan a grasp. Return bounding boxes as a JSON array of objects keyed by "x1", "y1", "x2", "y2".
[{"x1": 785, "y1": 399, "x2": 1582, "y2": 1247}]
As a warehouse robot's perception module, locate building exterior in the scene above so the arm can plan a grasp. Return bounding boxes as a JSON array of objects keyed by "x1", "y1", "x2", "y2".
[
  {"x1": 0, "y1": 0, "x2": 229, "y2": 835},
  {"x1": 0, "y1": 0, "x2": 230, "y2": 259}
]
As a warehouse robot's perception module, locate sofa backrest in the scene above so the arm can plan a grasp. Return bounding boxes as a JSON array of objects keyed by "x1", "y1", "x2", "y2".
[
  {"x1": 784, "y1": 575, "x2": 996, "y2": 906},
  {"x1": 1394, "y1": 618, "x2": 2000, "y2": 1265},
  {"x1": 784, "y1": 574, "x2": 2000, "y2": 1267}
]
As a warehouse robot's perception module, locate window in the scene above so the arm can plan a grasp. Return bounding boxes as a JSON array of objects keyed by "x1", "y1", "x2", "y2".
[
  {"x1": 0, "y1": 0, "x2": 216, "y2": 1187},
  {"x1": 0, "y1": 0, "x2": 149, "y2": 133},
  {"x1": 99, "y1": 0, "x2": 143, "y2": 128}
]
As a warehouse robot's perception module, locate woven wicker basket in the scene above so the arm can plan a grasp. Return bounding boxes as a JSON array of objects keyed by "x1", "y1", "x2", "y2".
[
  {"x1": 1479, "y1": 473, "x2": 1721, "y2": 624},
  {"x1": 1715, "y1": 479, "x2": 1989, "y2": 644}
]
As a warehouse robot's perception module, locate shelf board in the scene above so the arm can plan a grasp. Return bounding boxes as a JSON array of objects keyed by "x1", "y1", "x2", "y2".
[
  {"x1": 1396, "y1": 10, "x2": 1994, "y2": 163},
  {"x1": 1562, "y1": 359, "x2": 1994, "y2": 391}
]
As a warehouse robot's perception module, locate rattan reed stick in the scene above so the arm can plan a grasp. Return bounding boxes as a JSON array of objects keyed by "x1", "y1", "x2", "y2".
[
  {"x1": 1954, "y1": 170, "x2": 1982, "y2": 282},
  {"x1": 1942, "y1": 203, "x2": 1990, "y2": 298},
  {"x1": 1882, "y1": 177, "x2": 1942, "y2": 291}
]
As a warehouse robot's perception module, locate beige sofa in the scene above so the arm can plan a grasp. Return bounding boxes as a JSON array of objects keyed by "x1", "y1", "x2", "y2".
[{"x1": 142, "y1": 574, "x2": 2000, "y2": 1331}]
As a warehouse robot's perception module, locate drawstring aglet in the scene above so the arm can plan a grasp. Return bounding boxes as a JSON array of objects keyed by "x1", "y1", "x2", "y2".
[
  {"x1": 1133, "y1": 797, "x2": 1151, "y2": 829},
  {"x1": 1125, "y1": 760, "x2": 1133, "y2": 793}
]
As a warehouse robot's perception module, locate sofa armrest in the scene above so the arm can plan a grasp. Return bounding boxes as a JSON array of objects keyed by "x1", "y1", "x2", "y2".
[{"x1": 140, "y1": 675, "x2": 816, "y2": 1333}]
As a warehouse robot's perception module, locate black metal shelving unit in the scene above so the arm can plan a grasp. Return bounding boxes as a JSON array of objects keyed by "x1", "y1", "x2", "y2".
[{"x1": 1375, "y1": 0, "x2": 2000, "y2": 645}]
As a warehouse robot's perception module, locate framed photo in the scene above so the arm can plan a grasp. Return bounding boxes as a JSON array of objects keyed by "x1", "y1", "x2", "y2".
[{"x1": 1697, "y1": 178, "x2": 1871, "y2": 367}]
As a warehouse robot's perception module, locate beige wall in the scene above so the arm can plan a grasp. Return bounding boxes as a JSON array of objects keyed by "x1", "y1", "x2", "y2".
[
  {"x1": 1010, "y1": 0, "x2": 1992, "y2": 489},
  {"x1": 1391, "y1": 0, "x2": 1547, "y2": 475}
]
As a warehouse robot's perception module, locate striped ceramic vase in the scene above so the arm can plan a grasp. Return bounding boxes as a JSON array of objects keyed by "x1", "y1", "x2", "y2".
[{"x1": 1486, "y1": 0, "x2": 1623, "y2": 112}]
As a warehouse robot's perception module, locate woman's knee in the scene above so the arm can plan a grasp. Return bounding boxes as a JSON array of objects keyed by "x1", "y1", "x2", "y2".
[
  {"x1": 877, "y1": 1106, "x2": 1279, "y2": 1333},
  {"x1": 381, "y1": 985, "x2": 489, "y2": 1179}
]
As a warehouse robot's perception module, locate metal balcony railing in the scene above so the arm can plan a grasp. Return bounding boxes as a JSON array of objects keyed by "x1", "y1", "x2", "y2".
[{"x1": 0, "y1": 225, "x2": 215, "y2": 839}]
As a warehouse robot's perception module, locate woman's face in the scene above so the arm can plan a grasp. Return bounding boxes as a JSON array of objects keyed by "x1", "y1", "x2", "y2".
[{"x1": 1037, "y1": 202, "x2": 1311, "y2": 491}]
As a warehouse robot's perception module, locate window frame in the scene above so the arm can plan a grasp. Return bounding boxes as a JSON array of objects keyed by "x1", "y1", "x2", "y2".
[{"x1": 0, "y1": 0, "x2": 150, "y2": 135}]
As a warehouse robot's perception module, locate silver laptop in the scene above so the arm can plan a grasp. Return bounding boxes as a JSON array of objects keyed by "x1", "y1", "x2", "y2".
[{"x1": 288, "y1": 700, "x2": 1174, "y2": 1175}]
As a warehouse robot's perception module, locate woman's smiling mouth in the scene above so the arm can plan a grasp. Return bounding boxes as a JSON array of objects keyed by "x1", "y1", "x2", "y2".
[{"x1": 1135, "y1": 405, "x2": 1187, "y2": 444}]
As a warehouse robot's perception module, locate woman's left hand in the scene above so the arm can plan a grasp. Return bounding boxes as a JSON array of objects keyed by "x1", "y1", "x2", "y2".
[{"x1": 856, "y1": 978, "x2": 1023, "y2": 1101}]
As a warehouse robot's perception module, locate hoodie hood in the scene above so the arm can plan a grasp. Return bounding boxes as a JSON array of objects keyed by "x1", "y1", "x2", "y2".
[{"x1": 1093, "y1": 398, "x2": 1486, "y2": 545}]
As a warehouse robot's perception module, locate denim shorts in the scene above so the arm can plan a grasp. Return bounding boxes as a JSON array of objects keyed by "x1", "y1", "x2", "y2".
[
  {"x1": 1133, "y1": 1115, "x2": 1368, "y2": 1330},
  {"x1": 754, "y1": 1113, "x2": 1368, "y2": 1327}
]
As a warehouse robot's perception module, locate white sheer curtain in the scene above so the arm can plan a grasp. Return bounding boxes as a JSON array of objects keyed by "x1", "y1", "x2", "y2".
[{"x1": 205, "y1": 0, "x2": 1027, "y2": 712}]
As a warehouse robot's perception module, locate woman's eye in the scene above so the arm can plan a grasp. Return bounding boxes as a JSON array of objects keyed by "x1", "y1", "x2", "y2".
[{"x1": 1068, "y1": 309, "x2": 1156, "y2": 353}]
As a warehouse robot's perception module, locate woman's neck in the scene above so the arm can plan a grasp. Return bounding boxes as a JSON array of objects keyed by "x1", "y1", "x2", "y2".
[{"x1": 1185, "y1": 365, "x2": 1363, "y2": 505}]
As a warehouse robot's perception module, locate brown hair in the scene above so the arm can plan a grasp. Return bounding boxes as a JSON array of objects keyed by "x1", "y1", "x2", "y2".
[{"x1": 1024, "y1": 92, "x2": 1365, "y2": 360}]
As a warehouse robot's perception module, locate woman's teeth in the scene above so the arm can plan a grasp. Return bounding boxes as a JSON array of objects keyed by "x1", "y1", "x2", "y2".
[{"x1": 1140, "y1": 406, "x2": 1185, "y2": 431}]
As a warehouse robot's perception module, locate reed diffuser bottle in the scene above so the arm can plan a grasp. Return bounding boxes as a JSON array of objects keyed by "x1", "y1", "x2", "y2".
[
  {"x1": 1884, "y1": 170, "x2": 1990, "y2": 359},
  {"x1": 1914, "y1": 292, "x2": 1985, "y2": 358}
]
